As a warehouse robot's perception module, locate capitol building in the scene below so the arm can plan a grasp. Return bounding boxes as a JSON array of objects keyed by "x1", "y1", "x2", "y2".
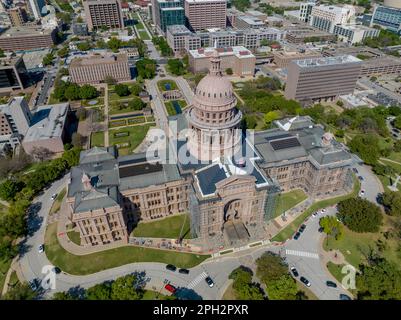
[{"x1": 66, "y1": 49, "x2": 356, "y2": 249}]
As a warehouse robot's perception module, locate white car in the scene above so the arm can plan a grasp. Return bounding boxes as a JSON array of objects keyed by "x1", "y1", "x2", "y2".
[
  {"x1": 51, "y1": 193, "x2": 58, "y2": 201},
  {"x1": 320, "y1": 208, "x2": 327, "y2": 214},
  {"x1": 38, "y1": 244, "x2": 44, "y2": 253},
  {"x1": 312, "y1": 212, "x2": 319, "y2": 218},
  {"x1": 359, "y1": 189, "x2": 366, "y2": 197}
]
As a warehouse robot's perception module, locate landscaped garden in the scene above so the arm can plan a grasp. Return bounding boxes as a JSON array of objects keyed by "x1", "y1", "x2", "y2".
[
  {"x1": 44, "y1": 223, "x2": 209, "y2": 275},
  {"x1": 90, "y1": 132, "x2": 105, "y2": 148},
  {"x1": 273, "y1": 189, "x2": 308, "y2": 218},
  {"x1": 165, "y1": 100, "x2": 186, "y2": 116},
  {"x1": 108, "y1": 124, "x2": 153, "y2": 155},
  {"x1": 157, "y1": 79, "x2": 178, "y2": 92},
  {"x1": 132, "y1": 213, "x2": 192, "y2": 239},
  {"x1": 49, "y1": 188, "x2": 66, "y2": 215}
]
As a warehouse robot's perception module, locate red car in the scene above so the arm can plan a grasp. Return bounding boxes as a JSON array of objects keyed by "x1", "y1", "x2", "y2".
[{"x1": 164, "y1": 284, "x2": 177, "y2": 294}]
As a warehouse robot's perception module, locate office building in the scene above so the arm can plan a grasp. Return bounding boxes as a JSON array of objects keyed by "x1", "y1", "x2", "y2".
[
  {"x1": 184, "y1": 0, "x2": 227, "y2": 31},
  {"x1": 188, "y1": 46, "x2": 255, "y2": 76},
  {"x1": 273, "y1": 49, "x2": 322, "y2": 68},
  {"x1": 310, "y1": 4, "x2": 355, "y2": 33},
  {"x1": 0, "y1": 96, "x2": 31, "y2": 139},
  {"x1": 8, "y1": 7, "x2": 28, "y2": 26},
  {"x1": 23, "y1": 103, "x2": 70, "y2": 156},
  {"x1": 0, "y1": 55, "x2": 28, "y2": 93},
  {"x1": 285, "y1": 55, "x2": 362, "y2": 103},
  {"x1": 333, "y1": 24, "x2": 380, "y2": 44},
  {"x1": 69, "y1": 53, "x2": 131, "y2": 84},
  {"x1": 151, "y1": 0, "x2": 185, "y2": 34},
  {"x1": 0, "y1": 26, "x2": 57, "y2": 51},
  {"x1": 83, "y1": 0, "x2": 124, "y2": 31},
  {"x1": 28, "y1": 0, "x2": 46, "y2": 20},
  {"x1": 235, "y1": 15, "x2": 264, "y2": 29},
  {"x1": 300, "y1": 1, "x2": 316, "y2": 22},
  {"x1": 371, "y1": 4, "x2": 401, "y2": 34},
  {"x1": 166, "y1": 24, "x2": 201, "y2": 53},
  {"x1": 285, "y1": 27, "x2": 336, "y2": 44}
]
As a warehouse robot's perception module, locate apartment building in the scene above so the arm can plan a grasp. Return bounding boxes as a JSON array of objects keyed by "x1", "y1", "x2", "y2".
[
  {"x1": 83, "y1": 0, "x2": 124, "y2": 31},
  {"x1": 0, "y1": 26, "x2": 57, "y2": 51},
  {"x1": 184, "y1": 0, "x2": 226, "y2": 31},
  {"x1": 69, "y1": 53, "x2": 131, "y2": 84},
  {"x1": 310, "y1": 4, "x2": 355, "y2": 33},
  {"x1": 188, "y1": 46, "x2": 255, "y2": 76},
  {"x1": 284, "y1": 55, "x2": 362, "y2": 103}
]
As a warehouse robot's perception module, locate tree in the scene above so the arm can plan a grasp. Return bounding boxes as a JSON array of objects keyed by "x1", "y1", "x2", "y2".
[
  {"x1": 0, "y1": 180, "x2": 22, "y2": 201},
  {"x1": 357, "y1": 259, "x2": 401, "y2": 300},
  {"x1": 256, "y1": 252, "x2": 288, "y2": 284},
  {"x1": 64, "y1": 83, "x2": 81, "y2": 101},
  {"x1": 129, "y1": 97, "x2": 144, "y2": 111},
  {"x1": 136, "y1": 58, "x2": 156, "y2": 79},
  {"x1": 372, "y1": 163, "x2": 395, "y2": 177},
  {"x1": 0, "y1": 237, "x2": 18, "y2": 261},
  {"x1": 115, "y1": 84, "x2": 130, "y2": 97},
  {"x1": 42, "y1": 53, "x2": 54, "y2": 66},
  {"x1": 110, "y1": 275, "x2": 143, "y2": 300},
  {"x1": 225, "y1": 68, "x2": 233, "y2": 75},
  {"x1": 53, "y1": 292, "x2": 78, "y2": 300},
  {"x1": 57, "y1": 47, "x2": 69, "y2": 58},
  {"x1": 265, "y1": 274, "x2": 298, "y2": 300},
  {"x1": 0, "y1": 48, "x2": 5, "y2": 58},
  {"x1": 77, "y1": 41, "x2": 91, "y2": 51},
  {"x1": 72, "y1": 133, "x2": 86, "y2": 148},
  {"x1": 382, "y1": 191, "x2": 401, "y2": 216},
  {"x1": 104, "y1": 76, "x2": 117, "y2": 85},
  {"x1": 264, "y1": 110, "x2": 280, "y2": 126},
  {"x1": 129, "y1": 83, "x2": 142, "y2": 96},
  {"x1": 167, "y1": 59, "x2": 185, "y2": 75},
  {"x1": 229, "y1": 266, "x2": 264, "y2": 300},
  {"x1": 348, "y1": 134, "x2": 381, "y2": 165},
  {"x1": 79, "y1": 85, "x2": 98, "y2": 100},
  {"x1": 231, "y1": 0, "x2": 251, "y2": 11},
  {"x1": 394, "y1": 115, "x2": 401, "y2": 130},
  {"x1": 2, "y1": 283, "x2": 37, "y2": 300},
  {"x1": 394, "y1": 140, "x2": 401, "y2": 153},
  {"x1": 337, "y1": 198, "x2": 383, "y2": 233},
  {"x1": 86, "y1": 283, "x2": 112, "y2": 300},
  {"x1": 107, "y1": 37, "x2": 122, "y2": 52},
  {"x1": 319, "y1": 216, "x2": 343, "y2": 246}
]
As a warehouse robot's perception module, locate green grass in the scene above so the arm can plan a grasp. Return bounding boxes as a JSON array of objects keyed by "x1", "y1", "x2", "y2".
[
  {"x1": 0, "y1": 259, "x2": 12, "y2": 297},
  {"x1": 142, "y1": 290, "x2": 172, "y2": 300},
  {"x1": 380, "y1": 158, "x2": 401, "y2": 174},
  {"x1": 132, "y1": 213, "x2": 192, "y2": 239},
  {"x1": 50, "y1": 188, "x2": 66, "y2": 215},
  {"x1": 138, "y1": 30, "x2": 150, "y2": 40},
  {"x1": 272, "y1": 177, "x2": 361, "y2": 242},
  {"x1": 8, "y1": 270, "x2": 19, "y2": 288},
  {"x1": 109, "y1": 124, "x2": 152, "y2": 154},
  {"x1": 387, "y1": 151, "x2": 401, "y2": 163},
  {"x1": 164, "y1": 100, "x2": 186, "y2": 116},
  {"x1": 44, "y1": 223, "x2": 208, "y2": 275},
  {"x1": 157, "y1": 80, "x2": 178, "y2": 92},
  {"x1": 91, "y1": 132, "x2": 105, "y2": 147},
  {"x1": 327, "y1": 262, "x2": 346, "y2": 284},
  {"x1": 273, "y1": 189, "x2": 308, "y2": 218},
  {"x1": 67, "y1": 230, "x2": 81, "y2": 246}
]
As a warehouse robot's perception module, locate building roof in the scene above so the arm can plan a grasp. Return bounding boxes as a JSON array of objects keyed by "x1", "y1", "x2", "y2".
[
  {"x1": 0, "y1": 26, "x2": 55, "y2": 38},
  {"x1": 23, "y1": 103, "x2": 69, "y2": 143},
  {"x1": 294, "y1": 54, "x2": 362, "y2": 68},
  {"x1": 189, "y1": 46, "x2": 254, "y2": 59},
  {"x1": 70, "y1": 53, "x2": 128, "y2": 67}
]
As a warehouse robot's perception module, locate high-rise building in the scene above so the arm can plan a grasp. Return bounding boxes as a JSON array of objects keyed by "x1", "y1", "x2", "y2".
[
  {"x1": 151, "y1": 0, "x2": 185, "y2": 34},
  {"x1": 284, "y1": 55, "x2": 362, "y2": 103},
  {"x1": 299, "y1": 1, "x2": 316, "y2": 23},
  {"x1": 184, "y1": 0, "x2": 227, "y2": 31},
  {"x1": 310, "y1": 4, "x2": 355, "y2": 33},
  {"x1": 28, "y1": 0, "x2": 46, "y2": 20},
  {"x1": 371, "y1": 4, "x2": 401, "y2": 34},
  {"x1": 0, "y1": 26, "x2": 58, "y2": 51},
  {"x1": 8, "y1": 7, "x2": 28, "y2": 26},
  {"x1": 83, "y1": 0, "x2": 124, "y2": 31}
]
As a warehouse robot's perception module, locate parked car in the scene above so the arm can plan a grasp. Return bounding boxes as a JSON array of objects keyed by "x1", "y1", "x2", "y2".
[
  {"x1": 38, "y1": 244, "x2": 44, "y2": 253},
  {"x1": 339, "y1": 294, "x2": 352, "y2": 300},
  {"x1": 300, "y1": 276, "x2": 311, "y2": 287},
  {"x1": 359, "y1": 189, "x2": 365, "y2": 197},
  {"x1": 29, "y1": 279, "x2": 39, "y2": 291},
  {"x1": 326, "y1": 280, "x2": 337, "y2": 288},
  {"x1": 358, "y1": 176, "x2": 364, "y2": 181},
  {"x1": 290, "y1": 266, "x2": 299, "y2": 277},
  {"x1": 52, "y1": 267, "x2": 61, "y2": 274},
  {"x1": 178, "y1": 268, "x2": 190, "y2": 274},
  {"x1": 352, "y1": 168, "x2": 358, "y2": 174},
  {"x1": 205, "y1": 276, "x2": 214, "y2": 288},
  {"x1": 164, "y1": 284, "x2": 176, "y2": 294},
  {"x1": 318, "y1": 226, "x2": 324, "y2": 233},
  {"x1": 51, "y1": 193, "x2": 58, "y2": 201},
  {"x1": 299, "y1": 224, "x2": 306, "y2": 233},
  {"x1": 293, "y1": 232, "x2": 301, "y2": 240},
  {"x1": 312, "y1": 211, "x2": 319, "y2": 218},
  {"x1": 166, "y1": 264, "x2": 177, "y2": 272},
  {"x1": 320, "y1": 208, "x2": 327, "y2": 214}
]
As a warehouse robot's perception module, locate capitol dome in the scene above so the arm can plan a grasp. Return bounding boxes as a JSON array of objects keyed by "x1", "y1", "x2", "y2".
[{"x1": 185, "y1": 49, "x2": 242, "y2": 161}]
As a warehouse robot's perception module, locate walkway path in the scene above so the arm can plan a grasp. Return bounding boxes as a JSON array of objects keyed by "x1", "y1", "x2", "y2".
[
  {"x1": 99, "y1": 84, "x2": 109, "y2": 147},
  {"x1": 1, "y1": 257, "x2": 17, "y2": 296}
]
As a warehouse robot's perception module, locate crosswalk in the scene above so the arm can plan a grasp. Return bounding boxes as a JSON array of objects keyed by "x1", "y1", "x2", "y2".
[
  {"x1": 187, "y1": 272, "x2": 208, "y2": 289},
  {"x1": 286, "y1": 249, "x2": 319, "y2": 259}
]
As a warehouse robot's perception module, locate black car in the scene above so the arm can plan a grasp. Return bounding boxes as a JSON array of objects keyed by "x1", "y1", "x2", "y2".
[
  {"x1": 179, "y1": 268, "x2": 190, "y2": 274},
  {"x1": 318, "y1": 226, "x2": 324, "y2": 233},
  {"x1": 352, "y1": 168, "x2": 358, "y2": 174},
  {"x1": 205, "y1": 276, "x2": 214, "y2": 288},
  {"x1": 300, "y1": 276, "x2": 311, "y2": 287},
  {"x1": 326, "y1": 281, "x2": 337, "y2": 288},
  {"x1": 290, "y1": 267, "x2": 299, "y2": 277},
  {"x1": 299, "y1": 224, "x2": 306, "y2": 233},
  {"x1": 358, "y1": 176, "x2": 364, "y2": 181},
  {"x1": 166, "y1": 264, "x2": 177, "y2": 272},
  {"x1": 339, "y1": 294, "x2": 352, "y2": 300},
  {"x1": 52, "y1": 267, "x2": 61, "y2": 274},
  {"x1": 293, "y1": 232, "x2": 301, "y2": 240}
]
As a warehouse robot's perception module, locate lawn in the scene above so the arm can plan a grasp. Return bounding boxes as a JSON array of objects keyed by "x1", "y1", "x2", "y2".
[
  {"x1": 8, "y1": 270, "x2": 19, "y2": 288},
  {"x1": 142, "y1": 290, "x2": 172, "y2": 300},
  {"x1": 326, "y1": 262, "x2": 346, "y2": 284},
  {"x1": 50, "y1": 188, "x2": 66, "y2": 215},
  {"x1": 380, "y1": 158, "x2": 401, "y2": 174},
  {"x1": 91, "y1": 132, "x2": 105, "y2": 147},
  {"x1": 132, "y1": 213, "x2": 192, "y2": 239},
  {"x1": 67, "y1": 230, "x2": 81, "y2": 246},
  {"x1": 109, "y1": 101, "x2": 145, "y2": 115},
  {"x1": 165, "y1": 100, "x2": 186, "y2": 116},
  {"x1": 387, "y1": 151, "x2": 401, "y2": 163},
  {"x1": 0, "y1": 258, "x2": 12, "y2": 297},
  {"x1": 157, "y1": 80, "x2": 178, "y2": 92},
  {"x1": 138, "y1": 30, "x2": 150, "y2": 40},
  {"x1": 44, "y1": 223, "x2": 209, "y2": 275},
  {"x1": 109, "y1": 124, "x2": 152, "y2": 155},
  {"x1": 273, "y1": 189, "x2": 308, "y2": 218},
  {"x1": 272, "y1": 177, "x2": 360, "y2": 242}
]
